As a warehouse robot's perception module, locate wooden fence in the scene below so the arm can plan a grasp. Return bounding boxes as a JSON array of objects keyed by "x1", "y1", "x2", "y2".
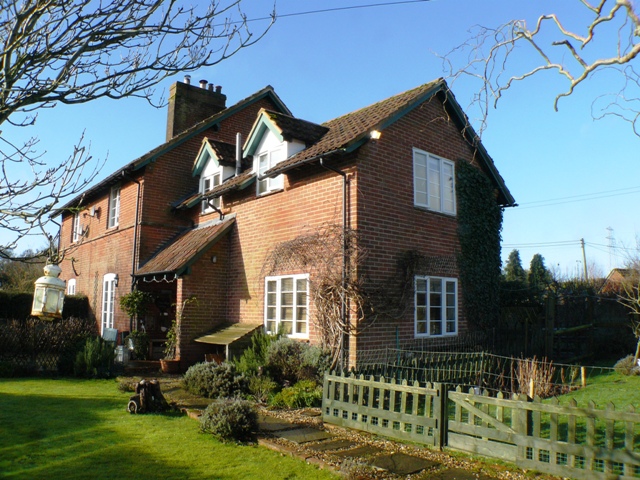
[{"x1": 323, "y1": 372, "x2": 640, "y2": 480}]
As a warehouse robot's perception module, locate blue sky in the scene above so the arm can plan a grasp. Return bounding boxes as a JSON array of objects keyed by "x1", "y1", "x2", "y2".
[{"x1": 6, "y1": 0, "x2": 640, "y2": 278}]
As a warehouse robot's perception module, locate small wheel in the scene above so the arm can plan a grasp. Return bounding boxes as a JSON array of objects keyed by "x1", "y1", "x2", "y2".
[{"x1": 128, "y1": 400, "x2": 139, "y2": 414}]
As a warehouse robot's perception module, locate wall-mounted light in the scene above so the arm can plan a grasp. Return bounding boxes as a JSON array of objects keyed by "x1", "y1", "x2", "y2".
[
  {"x1": 369, "y1": 130, "x2": 381, "y2": 141},
  {"x1": 114, "y1": 274, "x2": 119, "y2": 287},
  {"x1": 211, "y1": 255, "x2": 217, "y2": 264},
  {"x1": 32, "y1": 263, "x2": 66, "y2": 319}
]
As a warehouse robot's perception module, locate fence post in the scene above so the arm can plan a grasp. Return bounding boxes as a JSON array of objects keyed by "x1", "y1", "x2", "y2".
[{"x1": 435, "y1": 383, "x2": 447, "y2": 449}]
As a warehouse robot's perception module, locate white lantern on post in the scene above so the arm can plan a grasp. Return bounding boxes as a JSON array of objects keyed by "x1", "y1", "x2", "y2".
[{"x1": 32, "y1": 263, "x2": 66, "y2": 319}]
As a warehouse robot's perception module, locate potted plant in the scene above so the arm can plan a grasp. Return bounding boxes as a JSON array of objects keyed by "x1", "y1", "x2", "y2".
[
  {"x1": 160, "y1": 296, "x2": 196, "y2": 373},
  {"x1": 119, "y1": 290, "x2": 154, "y2": 331},
  {"x1": 160, "y1": 319, "x2": 180, "y2": 373}
]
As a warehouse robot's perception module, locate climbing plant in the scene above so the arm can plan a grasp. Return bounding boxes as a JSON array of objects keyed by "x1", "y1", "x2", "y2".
[
  {"x1": 455, "y1": 159, "x2": 503, "y2": 329},
  {"x1": 261, "y1": 223, "x2": 372, "y2": 370}
]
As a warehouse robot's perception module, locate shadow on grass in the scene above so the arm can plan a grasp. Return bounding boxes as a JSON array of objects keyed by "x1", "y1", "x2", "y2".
[{"x1": 0, "y1": 389, "x2": 228, "y2": 480}]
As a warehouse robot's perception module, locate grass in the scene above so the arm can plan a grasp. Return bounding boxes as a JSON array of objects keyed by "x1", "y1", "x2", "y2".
[
  {"x1": 0, "y1": 378, "x2": 337, "y2": 480},
  {"x1": 554, "y1": 366, "x2": 640, "y2": 408}
]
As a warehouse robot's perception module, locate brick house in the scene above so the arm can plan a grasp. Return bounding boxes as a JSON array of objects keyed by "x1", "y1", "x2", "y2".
[{"x1": 57, "y1": 77, "x2": 515, "y2": 368}]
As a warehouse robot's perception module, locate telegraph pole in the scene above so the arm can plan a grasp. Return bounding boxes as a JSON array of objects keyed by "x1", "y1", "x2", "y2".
[{"x1": 581, "y1": 238, "x2": 588, "y2": 281}]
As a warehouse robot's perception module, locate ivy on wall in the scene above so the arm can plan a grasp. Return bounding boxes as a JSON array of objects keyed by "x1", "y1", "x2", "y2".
[{"x1": 456, "y1": 159, "x2": 503, "y2": 330}]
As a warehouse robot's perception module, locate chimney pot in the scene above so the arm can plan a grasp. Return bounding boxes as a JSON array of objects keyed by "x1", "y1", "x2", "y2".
[
  {"x1": 199, "y1": 79, "x2": 208, "y2": 89},
  {"x1": 184, "y1": 74, "x2": 191, "y2": 85},
  {"x1": 216, "y1": 85, "x2": 222, "y2": 94},
  {"x1": 208, "y1": 83, "x2": 214, "y2": 92}
]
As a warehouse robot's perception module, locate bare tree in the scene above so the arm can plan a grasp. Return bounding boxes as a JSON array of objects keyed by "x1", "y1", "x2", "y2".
[
  {"x1": 1, "y1": 0, "x2": 275, "y2": 255},
  {"x1": 441, "y1": 0, "x2": 640, "y2": 136}
]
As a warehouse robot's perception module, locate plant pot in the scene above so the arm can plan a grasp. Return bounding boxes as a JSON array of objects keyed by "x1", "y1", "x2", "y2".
[{"x1": 160, "y1": 359, "x2": 180, "y2": 374}]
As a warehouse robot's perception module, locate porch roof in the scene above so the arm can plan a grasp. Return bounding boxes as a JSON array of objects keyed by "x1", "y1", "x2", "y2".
[
  {"x1": 135, "y1": 217, "x2": 235, "y2": 278},
  {"x1": 194, "y1": 323, "x2": 262, "y2": 346}
]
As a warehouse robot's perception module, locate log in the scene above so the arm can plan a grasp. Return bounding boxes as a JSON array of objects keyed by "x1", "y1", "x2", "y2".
[{"x1": 128, "y1": 379, "x2": 170, "y2": 414}]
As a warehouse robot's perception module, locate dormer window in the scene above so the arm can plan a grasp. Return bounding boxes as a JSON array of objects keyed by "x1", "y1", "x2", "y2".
[
  {"x1": 201, "y1": 172, "x2": 221, "y2": 213},
  {"x1": 257, "y1": 147, "x2": 284, "y2": 195},
  {"x1": 192, "y1": 138, "x2": 235, "y2": 215}
]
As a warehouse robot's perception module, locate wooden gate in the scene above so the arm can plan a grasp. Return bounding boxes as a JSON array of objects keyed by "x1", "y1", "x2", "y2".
[{"x1": 448, "y1": 387, "x2": 640, "y2": 479}]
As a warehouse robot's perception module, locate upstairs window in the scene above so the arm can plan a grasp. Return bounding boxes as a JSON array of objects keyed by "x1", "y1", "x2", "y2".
[
  {"x1": 257, "y1": 147, "x2": 284, "y2": 195},
  {"x1": 415, "y1": 276, "x2": 457, "y2": 337},
  {"x1": 72, "y1": 213, "x2": 81, "y2": 243},
  {"x1": 201, "y1": 172, "x2": 221, "y2": 213},
  {"x1": 108, "y1": 186, "x2": 120, "y2": 228},
  {"x1": 67, "y1": 278, "x2": 76, "y2": 295},
  {"x1": 264, "y1": 274, "x2": 309, "y2": 338},
  {"x1": 413, "y1": 148, "x2": 455, "y2": 215}
]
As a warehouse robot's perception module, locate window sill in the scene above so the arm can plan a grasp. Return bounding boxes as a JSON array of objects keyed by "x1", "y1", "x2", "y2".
[
  {"x1": 257, "y1": 188, "x2": 284, "y2": 198},
  {"x1": 414, "y1": 332, "x2": 458, "y2": 339},
  {"x1": 413, "y1": 205, "x2": 457, "y2": 217}
]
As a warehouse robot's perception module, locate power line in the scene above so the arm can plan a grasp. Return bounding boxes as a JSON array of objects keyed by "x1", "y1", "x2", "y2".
[
  {"x1": 222, "y1": 1, "x2": 434, "y2": 26},
  {"x1": 514, "y1": 185, "x2": 640, "y2": 210}
]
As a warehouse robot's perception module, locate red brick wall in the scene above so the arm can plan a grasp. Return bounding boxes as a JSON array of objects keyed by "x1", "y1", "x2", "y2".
[{"x1": 351, "y1": 95, "x2": 484, "y2": 361}]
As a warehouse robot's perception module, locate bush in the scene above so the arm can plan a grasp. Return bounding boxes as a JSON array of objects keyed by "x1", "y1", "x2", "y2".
[
  {"x1": 270, "y1": 380, "x2": 322, "y2": 409},
  {"x1": 234, "y1": 329, "x2": 279, "y2": 376},
  {"x1": 247, "y1": 375, "x2": 278, "y2": 404},
  {"x1": 182, "y1": 362, "x2": 248, "y2": 398},
  {"x1": 199, "y1": 397, "x2": 258, "y2": 442},
  {"x1": 614, "y1": 355, "x2": 640, "y2": 376},
  {"x1": 264, "y1": 337, "x2": 330, "y2": 385},
  {"x1": 74, "y1": 336, "x2": 115, "y2": 378}
]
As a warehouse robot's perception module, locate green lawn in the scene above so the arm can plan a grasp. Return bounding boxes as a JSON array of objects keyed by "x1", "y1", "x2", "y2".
[
  {"x1": 556, "y1": 366, "x2": 640, "y2": 408},
  {"x1": 0, "y1": 378, "x2": 336, "y2": 480}
]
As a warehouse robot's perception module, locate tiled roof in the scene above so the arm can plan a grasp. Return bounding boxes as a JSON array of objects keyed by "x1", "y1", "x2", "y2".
[
  {"x1": 209, "y1": 140, "x2": 237, "y2": 166},
  {"x1": 135, "y1": 217, "x2": 235, "y2": 277},
  {"x1": 57, "y1": 85, "x2": 290, "y2": 212},
  {"x1": 173, "y1": 172, "x2": 256, "y2": 210},
  {"x1": 264, "y1": 81, "x2": 442, "y2": 176},
  {"x1": 262, "y1": 110, "x2": 329, "y2": 145}
]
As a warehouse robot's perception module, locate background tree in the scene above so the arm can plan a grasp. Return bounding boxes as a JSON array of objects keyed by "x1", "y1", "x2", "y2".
[
  {"x1": 0, "y1": 249, "x2": 46, "y2": 292},
  {"x1": 442, "y1": 0, "x2": 640, "y2": 137},
  {"x1": 504, "y1": 249, "x2": 527, "y2": 283},
  {"x1": 1, "y1": 0, "x2": 275, "y2": 256},
  {"x1": 528, "y1": 253, "x2": 552, "y2": 291}
]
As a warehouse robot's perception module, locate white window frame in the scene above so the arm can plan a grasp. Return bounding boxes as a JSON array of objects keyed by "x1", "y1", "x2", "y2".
[
  {"x1": 67, "y1": 278, "x2": 76, "y2": 295},
  {"x1": 414, "y1": 276, "x2": 458, "y2": 338},
  {"x1": 413, "y1": 148, "x2": 456, "y2": 215},
  {"x1": 201, "y1": 172, "x2": 221, "y2": 213},
  {"x1": 257, "y1": 147, "x2": 284, "y2": 195},
  {"x1": 264, "y1": 274, "x2": 309, "y2": 338},
  {"x1": 72, "y1": 213, "x2": 81, "y2": 242},
  {"x1": 101, "y1": 273, "x2": 117, "y2": 335},
  {"x1": 108, "y1": 186, "x2": 120, "y2": 228}
]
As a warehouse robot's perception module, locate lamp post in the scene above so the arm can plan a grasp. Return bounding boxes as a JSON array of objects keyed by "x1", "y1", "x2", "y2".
[{"x1": 31, "y1": 262, "x2": 66, "y2": 319}]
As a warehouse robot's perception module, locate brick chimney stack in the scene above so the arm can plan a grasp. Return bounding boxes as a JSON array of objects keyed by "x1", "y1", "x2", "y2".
[{"x1": 166, "y1": 77, "x2": 227, "y2": 141}]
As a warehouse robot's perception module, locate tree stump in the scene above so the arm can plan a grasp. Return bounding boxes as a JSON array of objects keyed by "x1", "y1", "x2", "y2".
[{"x1": 127, "y1": 379, "x2": 170, "y2": 414}]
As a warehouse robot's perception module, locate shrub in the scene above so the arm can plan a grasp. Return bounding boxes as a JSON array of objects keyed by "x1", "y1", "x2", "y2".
[
  {"x1": 74, "y1": 336, "x2": 115, "y2": 378},
  {"x1": 264, "y1": 337, "x2": 330, "y2": 385},
  {"x1": 614, "y1": 355, "x2": 640, "y2": 376},
  {"x1": 200, "y1": 397, "x2": 258, "y2": 442},
  {"x1": 234, "y1": 329, "x2": 279, "y2": 376},
  {"x1": 182, "y1": 362, "x2": 248, "y2": 398},
  {"x1": 270, "y1": 380, "x2": 322, "y2": 409},
  {"x1": 247, "y1": 375, "x2": 278, "y2": 404}
]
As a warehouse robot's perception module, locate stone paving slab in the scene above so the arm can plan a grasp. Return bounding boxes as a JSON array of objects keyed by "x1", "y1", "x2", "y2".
[
  {"x1": 257, "y1": 415, "x2": 297, "y2": 432},
  {"x1": 306, "y1": 439, "x2": 357, "y2": 452},
  {"x1": 429, "y1": 467, "x2": 496, "y2": 479},
  {"x1": 370, "y1": 452, "x2": 440, "y2": 475},
  {"x1": 274, "y1": 427, "x2": 333, "y2": 444},
  {"x1": 331, "y1": 445, "x2": 383, "y2": 459}
]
